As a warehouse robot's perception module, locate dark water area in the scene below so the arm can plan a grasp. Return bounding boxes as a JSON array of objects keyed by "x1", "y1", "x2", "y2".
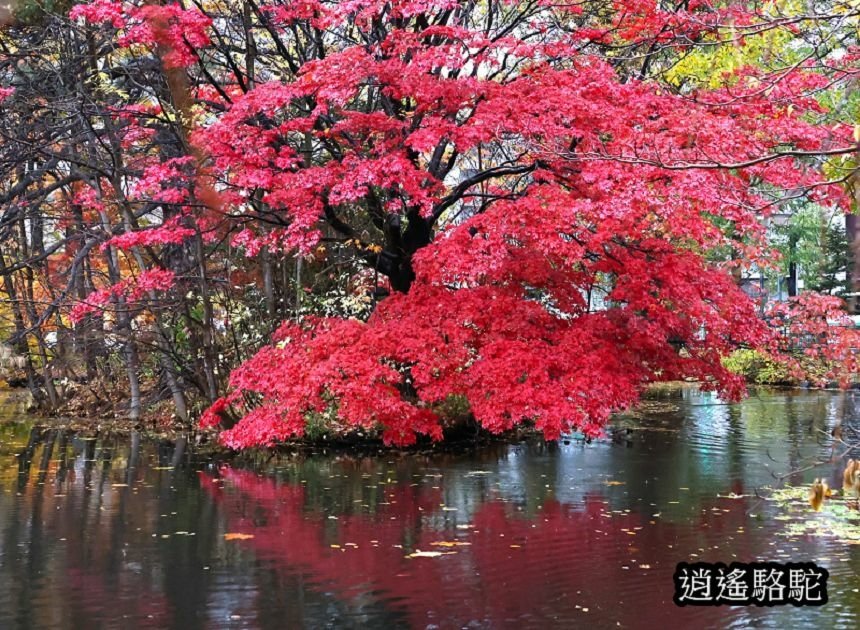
[{"x1": 1, "y1": 387, "x2": 859, "y2": 629}]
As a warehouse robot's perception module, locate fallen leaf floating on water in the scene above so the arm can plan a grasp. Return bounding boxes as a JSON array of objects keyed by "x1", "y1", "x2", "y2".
[
  {"x1": 842, "y1": 459, "x2": 860, "y2": 500},
  {"x1": 604, "y1": 481, "x2": 625, "y2": 486},
  {"x1": 224, "y1": 533, "x2": 255, "y2": 541},
  {"x1": 430, "y1": 541, "x2": 471, "y2": 547},
  {"x1": 405, "y1": 550, "x2": 458, "y2": 558},
  {"x1": 809, "y1": 478, "x2": 829, "y2": 512}
]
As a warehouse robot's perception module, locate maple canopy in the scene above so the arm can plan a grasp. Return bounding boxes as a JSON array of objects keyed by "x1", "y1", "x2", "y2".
[{"x1": 52, "y1": 0, "x2": 860, "y2": 446}]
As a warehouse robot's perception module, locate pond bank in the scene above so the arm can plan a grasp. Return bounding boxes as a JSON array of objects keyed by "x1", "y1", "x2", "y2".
[
  {"x1": 3, "y1": 380, "x2": 857, "y2": 453},
  {"x1": 0, "y1": 380, "x2": 701, "y2": 454}
]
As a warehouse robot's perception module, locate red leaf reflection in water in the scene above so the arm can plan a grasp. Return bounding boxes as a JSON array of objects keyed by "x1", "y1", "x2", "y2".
[{"x1": 202, "y1": 468, "x2": 754, "y2": 627}]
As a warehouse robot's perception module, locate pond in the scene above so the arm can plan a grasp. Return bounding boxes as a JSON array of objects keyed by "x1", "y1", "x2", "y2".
[{"x1": 1, "y1": 387, "x2": 859, "y2": 629}]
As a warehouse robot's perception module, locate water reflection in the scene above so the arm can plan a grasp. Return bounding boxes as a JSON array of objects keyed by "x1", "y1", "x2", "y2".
[{"x1": 0, "y1": 389, "x2": 859, "y2": 628}]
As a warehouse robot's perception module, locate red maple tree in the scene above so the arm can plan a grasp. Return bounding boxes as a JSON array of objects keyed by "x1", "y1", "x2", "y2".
[{"x1": 68, "y1": 0, "x2": 858, "y2": 447}]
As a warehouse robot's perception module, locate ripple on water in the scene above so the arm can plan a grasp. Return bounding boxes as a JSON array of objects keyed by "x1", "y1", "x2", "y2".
[{"x1": 0, "y1": 390, "x2": 859, "y2": 628}]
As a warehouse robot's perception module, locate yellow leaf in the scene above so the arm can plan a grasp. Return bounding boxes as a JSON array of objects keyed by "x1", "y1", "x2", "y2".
[{"x1": 224, "y1": 533, "x2": 255, "y2": 541}]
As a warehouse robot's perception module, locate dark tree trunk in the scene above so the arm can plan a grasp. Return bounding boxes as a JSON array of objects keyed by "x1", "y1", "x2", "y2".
[{"x1": 848, "y1": 213, "x2": 859, "y2": 313}]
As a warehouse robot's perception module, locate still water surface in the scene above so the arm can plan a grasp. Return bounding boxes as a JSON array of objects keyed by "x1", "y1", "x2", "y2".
[{"x1": 1, "y1": 387, "x2": 859, "y2": 629}]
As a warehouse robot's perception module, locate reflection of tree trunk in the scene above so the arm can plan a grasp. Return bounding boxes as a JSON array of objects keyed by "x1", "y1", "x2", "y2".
[
  {"x1": 126, "y1": 431, "x2": 141, "y2": 485},
  {"x1": 56, "y1": 430, "x2": 70, "y2": 483},
  {"x1": 171, "y1": 435, "x2": 187, "y2": 469},
  {"x1": 83, "y1": 435, "x2": 97, "y2": 485},
  {"x1": 36, "y1": 429, "x2": 57, "y2": 485},
  {"x1": 17, "y1": 426, "x2": 44, "y2": 492},
  {"x1": 97, "y1": 439, "x2": 114, "y2": 499},
  {"x1": 785, "y1": 395, "x2": 805, "y2": 485},
  {"x1": 830, "y1": 391, "x2": 846, "y2": 460}
]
